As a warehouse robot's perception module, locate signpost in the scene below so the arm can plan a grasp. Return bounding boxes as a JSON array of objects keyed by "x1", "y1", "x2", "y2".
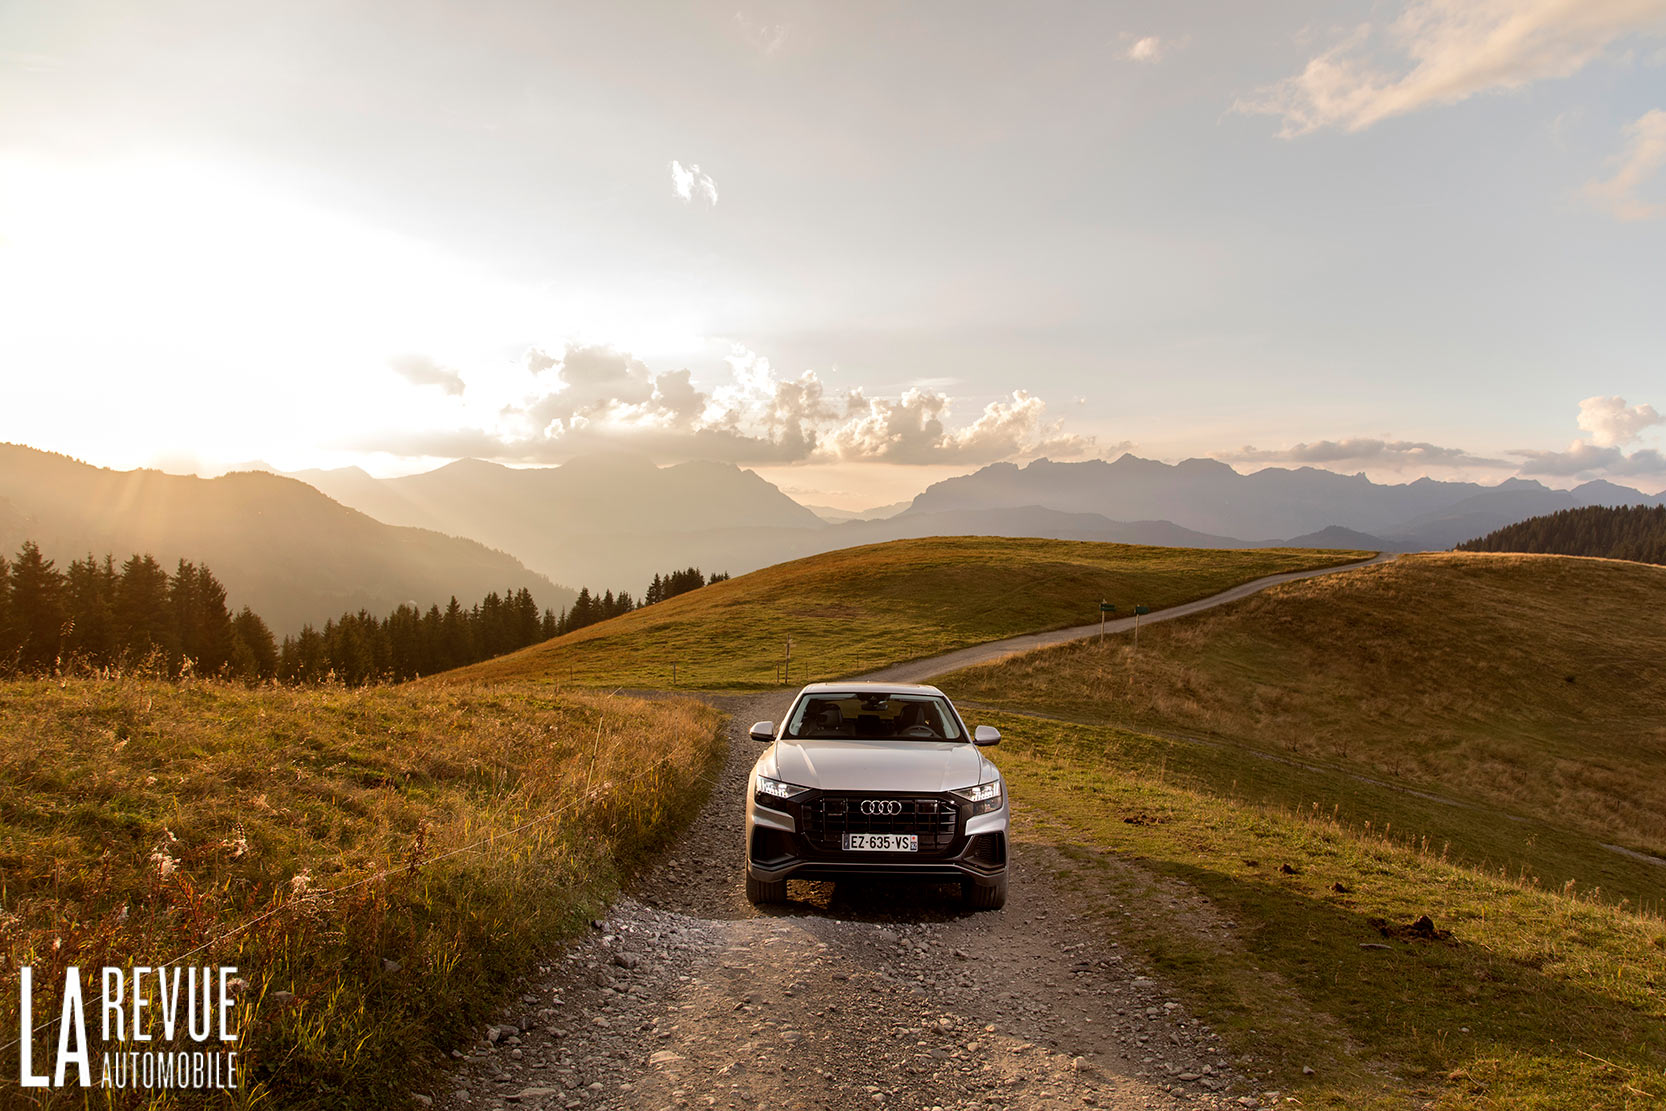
[
  {"x1": 1133, "y1": 604, "x2": 1150, "y2": 649},
  {"x1": 1099, "y1": 600, "x2": 1116, "y2": 641},
  {"x1": 783, "y1": 637, "x2": 793, "y2": 685}
]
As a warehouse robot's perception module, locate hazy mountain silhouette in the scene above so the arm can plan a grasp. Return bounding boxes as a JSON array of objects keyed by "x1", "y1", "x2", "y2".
[
  {"x1": 0, "y1": 444, "x2": 571, "y2": 635},
  {"x1": 288, "y1": 454, "x2": 825, "y2": 583},
  {"x1": 250, "y1": 450, "x2": 1666, "y2": 599},
  {"x1": 904, "y1": 455, "x2": 1664, "y2": 549},
  {"x1": 803, "y1": 501, "x2": 911, "y2": 523}
]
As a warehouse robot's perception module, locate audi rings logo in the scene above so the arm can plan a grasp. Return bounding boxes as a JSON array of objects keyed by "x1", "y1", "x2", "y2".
[{"x1": 860, "y1": 799, "x2": 902, "y2": 816}]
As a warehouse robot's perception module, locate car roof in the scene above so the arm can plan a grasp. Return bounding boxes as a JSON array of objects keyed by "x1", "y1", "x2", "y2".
[{"x1": 795, "y1": 681, "x2": 947, "y2": 697}]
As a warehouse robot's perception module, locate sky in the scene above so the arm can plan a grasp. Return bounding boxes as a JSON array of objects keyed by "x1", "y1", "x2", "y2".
[{"x1": 2, "y1": 0, "x2": 1664, "y2": 508}]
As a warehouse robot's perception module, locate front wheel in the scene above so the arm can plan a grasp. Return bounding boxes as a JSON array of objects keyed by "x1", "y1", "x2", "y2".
[
  {"x1": 746, "y1": 873, "x2": 787, "y2": 906},
  {"x1": 962, "y1": 873, "x2": 1007, "y2": 910}
]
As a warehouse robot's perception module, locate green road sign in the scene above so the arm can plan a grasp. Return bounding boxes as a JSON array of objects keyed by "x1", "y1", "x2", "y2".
[
  {"x1": 1134, "y1": 605, "x2": 1151, "y2": 615},
  {"x1": 1100, "y1": 602, "x2": 1116, "y2": 612}
]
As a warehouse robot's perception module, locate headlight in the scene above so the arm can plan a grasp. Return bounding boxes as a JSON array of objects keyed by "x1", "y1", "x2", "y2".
[
  {"x1": 755, "y1": 776, "x2": 810, "y2": 804},
  {"x1": 951, "y1": 780, "x2": 1004, "y2": 815}
]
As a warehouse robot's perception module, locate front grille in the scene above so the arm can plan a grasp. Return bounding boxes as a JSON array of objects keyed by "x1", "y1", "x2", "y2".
[{"x1": 801, "y1": 794, "x2": 959, "y2": 854}]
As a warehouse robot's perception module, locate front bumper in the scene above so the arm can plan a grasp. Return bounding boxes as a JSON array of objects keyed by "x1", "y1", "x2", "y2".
[{"x1": 745, "y1": 788, "x2": 1008, "y2": 883}]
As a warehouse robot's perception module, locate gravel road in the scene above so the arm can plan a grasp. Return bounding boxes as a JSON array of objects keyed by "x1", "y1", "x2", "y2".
[
  {"x1": 862, "y1": 553, "x2": 1394, "y2": 685},
  {"x1": 434, "y1": 691, "x2": 1274, "y2": 1111}
]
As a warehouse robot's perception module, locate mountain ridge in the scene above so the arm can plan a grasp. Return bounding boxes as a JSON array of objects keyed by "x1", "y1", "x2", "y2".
[{"x1": 0, "y1": 444, "x2": 572, "y2": 635}]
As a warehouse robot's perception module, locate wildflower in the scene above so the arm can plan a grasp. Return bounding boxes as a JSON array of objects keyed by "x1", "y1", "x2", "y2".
[
  {"x1": 150, "y1": 849, "x2": 179, "y2": 879},
  {"x1": 221, "y1": 826, "x2": 251, "y2": 859}
]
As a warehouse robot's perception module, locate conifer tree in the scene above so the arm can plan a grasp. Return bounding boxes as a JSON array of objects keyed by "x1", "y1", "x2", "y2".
[
  {"x1": 9, "y1": 542, "x2": 67, "y2": 671},
  {"x1": 229, "y1": 606, "x2": 278, "y2": 680},
  {"x1": 115, "y1": 554, "x2": 176, "y2": 669},
  {"x1": 65, "y1": 554, "x2": 118, "y2": 666}
]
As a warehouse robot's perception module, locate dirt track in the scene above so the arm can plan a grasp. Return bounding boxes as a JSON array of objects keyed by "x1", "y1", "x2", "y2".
[{"x1": 434, "y1": 691, "x2": 1269, "y2": 1111}]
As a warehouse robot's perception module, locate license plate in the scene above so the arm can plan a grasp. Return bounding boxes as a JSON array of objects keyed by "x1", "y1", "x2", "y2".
[{"x1": 843, "y1": 833, "x2": 918, "y2": 852}]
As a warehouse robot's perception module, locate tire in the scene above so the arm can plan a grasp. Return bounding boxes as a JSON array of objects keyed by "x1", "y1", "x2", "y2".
[
  {"x1": 746, "y1": 873, "x2": 787, "y2": 906},
  {"x1": 963, "y1": 873, "x2": 1007, "y2": 910}
]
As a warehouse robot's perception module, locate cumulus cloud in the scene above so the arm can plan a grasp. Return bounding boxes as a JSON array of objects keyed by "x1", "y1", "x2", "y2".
[
  {"x1": 1512, "y1": 394, "x2": 1666, "y2": 477},
  {"x1": 1578, "y1": 394, "x2": 1664, "y2": 445},
  {"x1": 669, "y1": 160, "x2": 719, "y2": 205},
  {"x1": 1237, "y1": 1, "x2": 1666, "y2": 137},
  {"x1": 1124, "y1": 35, "x2": 1164, "y2": 62},
  {"x1": 1220, "y1": 437, "x2": 1507, "y2": 469},
  {"x1": 389, "y1": 353, "x2": 465, "y2": 396},
  {"x1": 360, "y1": 344, "x2": 1090, "y2": 467},
  {"x1": 829, "y1": 389, "x2": 1093, "y2": 464},
  {"x1": 1584, "y1": 108, "x2": 1666, "y2": 220}
]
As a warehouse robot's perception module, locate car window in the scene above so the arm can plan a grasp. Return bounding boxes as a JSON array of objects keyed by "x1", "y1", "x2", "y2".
[{"x1": 784, "y1": 693, "x2": 963, "y2": 740}]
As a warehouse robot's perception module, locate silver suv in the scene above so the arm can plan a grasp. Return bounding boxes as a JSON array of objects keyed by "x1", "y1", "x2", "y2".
[{"x1": 743, "y1": 682, "x2": 1009, "y2": 910}]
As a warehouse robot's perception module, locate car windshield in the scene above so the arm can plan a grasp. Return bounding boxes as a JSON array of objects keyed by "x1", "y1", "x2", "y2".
[{"x1": 783, "y1": 693, "x2": 964, "y2": 741}]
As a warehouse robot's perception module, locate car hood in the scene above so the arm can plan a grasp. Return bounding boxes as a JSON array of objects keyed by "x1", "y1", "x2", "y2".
[{"x1": 767, "y1": 739, "x2": 996, "y2": 793}]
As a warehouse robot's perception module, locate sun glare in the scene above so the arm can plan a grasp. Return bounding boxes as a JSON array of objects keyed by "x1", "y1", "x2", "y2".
[{"x1": 0, "y1": 155, "x2": 715, "y2": 472}]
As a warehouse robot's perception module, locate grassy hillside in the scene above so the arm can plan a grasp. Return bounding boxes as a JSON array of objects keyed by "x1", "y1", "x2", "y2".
[
  {"x1": 945, "y1": 553, "x2": 1666, "y2": 858},
  {"x1": 445, "y1": 537, "x2": 1370, "y2": 689},
  {"x1": 998, "y1": 716, "x2": 1666, "y2": 1109},
  {"x1": 0, "y1": 675, "x2": 723, "y2": 1108}
]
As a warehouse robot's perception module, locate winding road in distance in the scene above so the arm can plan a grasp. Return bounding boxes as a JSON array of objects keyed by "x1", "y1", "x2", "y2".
[{"x1": 863, "y1": 551, "x2": 1398, "y2": 685}]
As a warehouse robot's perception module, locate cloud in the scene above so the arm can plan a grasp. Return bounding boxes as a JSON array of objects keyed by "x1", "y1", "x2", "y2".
[
  {"x1": 669, "y1": 160, "x2": 719, "y2": 205},
  {"x1": 1577, "y1": 394, "x2": 1664, "y2": 445},
  {"x1": 359, "y1": 344, "x2": 1090, "y2": 467},
  {"x1": 1512, "y1": 394, "x2": 1666, "y2": 477},
  {"x1": 1124, "y1": 35, "x2": 1164, "y2": 62},
  {"x1": 389, "y1": 353, "x2": 464, "y2": 396},
  {"x1": 735, "y1": 11, "x2": 789, "y2": 55},
  {"x1": 828, "y1": 388, "x2": 1093, "y2": 464},
  {"x1": 1584, "y1": 108, "x2": 1666, "y2": 220},
  {"x1": 1513, "y1": 441, "x2": 1666, "y2": 476},
  {"x1": 1237, "y1": 1, "x2": 1666, "y2": 137},
  {"x1": 1220, "y1": 437, "x2": 1507, "y2": 468}
]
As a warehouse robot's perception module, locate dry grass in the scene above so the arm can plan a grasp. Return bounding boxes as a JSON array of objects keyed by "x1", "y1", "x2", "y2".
[
  {"x1": 0, "y1": 675, "x2": 724, "y2": 1108},
  {"x1": 445, "y1": 536, "x2": 1369, "y2": 690},
  {"x1": 947, "y1": 553, "x2": 1666, "y2": 856},
  {"x1": 999, "y1": 712, "x2": 1666, "y2": 1109}
]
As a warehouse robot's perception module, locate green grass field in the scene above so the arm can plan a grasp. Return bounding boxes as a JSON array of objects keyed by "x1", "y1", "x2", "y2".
[
  {"x1": 445, "y1": 537, "x2": 1371, "y2": 690},
  {"x1": 943, "y1": 552, "x2": 1666, "y2": 859},
  {"x1": 13, "y1": 538, "x2": 1662, "y2": 1109},
  {"x1": 933, "y1": 550, "x2": 1666, "y2": 1107},
  {"x1": 0, "y1": 676, "x2": 724, "y2": 1109},
  {"x1": 998, "y1": 714, "x2": 1666, "y2": 1109}
]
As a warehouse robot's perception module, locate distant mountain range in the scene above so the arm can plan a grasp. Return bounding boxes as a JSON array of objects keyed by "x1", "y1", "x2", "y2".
[
  {"x1": 265, "y1": 452, "x2": 1664, "y2": 596},
  {"x1": 905, "y1": 456, "x2": 1665, "y2": 551},
  {"x1": 0, "y1": 444, "x2": 572, "y2": 635},
  {"x1": 289, "y1": 453, "x2": 821, "y2": 581},
  {"x1": 802, "y1": 501, "x2": 911, "y2": 524},
  {"x1": 17, "y1": 440, "x2": 1660, "y2": 622}
]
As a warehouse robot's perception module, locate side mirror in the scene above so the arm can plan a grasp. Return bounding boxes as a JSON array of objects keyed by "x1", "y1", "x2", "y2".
[
  {"x1": 749, "y1": 721, "x2": 776, "y2": 743},
  {"x1": 973, "y1": 725, "x2": 1001, "y2": 746}
]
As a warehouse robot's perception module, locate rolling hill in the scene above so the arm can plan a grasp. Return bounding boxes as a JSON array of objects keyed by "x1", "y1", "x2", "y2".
[
  {"x1": 0, "y1": 444, "x2": 573, "y2": 634},
  {"x1": 440, "y1": 537, "x2": 1368, "y2": 689},
  {"x1": 1456, "y1": 503, "x2": 1666, "y2": 565},
  {"x1": 942, "y1": 551, "x2": 1666, "y2": 858}
]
